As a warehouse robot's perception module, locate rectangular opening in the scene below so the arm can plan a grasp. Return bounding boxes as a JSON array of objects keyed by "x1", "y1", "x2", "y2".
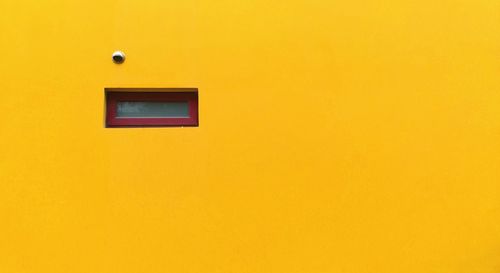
[
  {"x1": 105, "y1": 88, "x2": 198, "y2": 127},
  {"x1": 116, "y1": 102, "x2": 189, "y2": 118}
]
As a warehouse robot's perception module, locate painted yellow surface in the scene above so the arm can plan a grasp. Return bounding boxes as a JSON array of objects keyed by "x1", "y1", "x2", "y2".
[{"x1": 1, "y1": 0, "x2": 500, "y2": 272}]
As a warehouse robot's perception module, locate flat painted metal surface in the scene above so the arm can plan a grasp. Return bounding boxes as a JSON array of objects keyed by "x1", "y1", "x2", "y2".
[{"x1": 0, "y1": 0, "x2": 500, "y2": 272}]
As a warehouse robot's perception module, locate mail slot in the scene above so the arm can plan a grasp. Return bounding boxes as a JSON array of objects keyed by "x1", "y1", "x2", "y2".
[{"x1": 105, "y1": 89, "x2": 198, "y2": 127}]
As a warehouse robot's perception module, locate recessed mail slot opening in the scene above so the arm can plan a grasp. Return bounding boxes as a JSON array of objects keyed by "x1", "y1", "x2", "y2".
[{"x1": 105, "y1": 89, "x2": 198, "y2": 127}]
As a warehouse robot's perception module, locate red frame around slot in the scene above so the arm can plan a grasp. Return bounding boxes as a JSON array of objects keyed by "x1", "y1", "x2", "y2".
[{"x1": 106, "y1": 91, "x2": 198, "y2": 127}]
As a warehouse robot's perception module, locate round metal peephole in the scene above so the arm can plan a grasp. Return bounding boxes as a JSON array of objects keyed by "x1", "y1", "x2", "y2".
[{"x1": 112, "y1": 51, "x2": 125, "y2": 64}]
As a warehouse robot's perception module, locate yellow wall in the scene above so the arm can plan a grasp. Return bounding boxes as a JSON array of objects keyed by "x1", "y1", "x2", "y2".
[{"x1": 1, "y1": 0, "x2": 500, "y2": 272}]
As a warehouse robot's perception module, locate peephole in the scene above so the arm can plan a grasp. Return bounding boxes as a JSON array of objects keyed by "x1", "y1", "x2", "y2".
[{"x1": 112, "y1": 51, "x2": 125, "y2": 64}]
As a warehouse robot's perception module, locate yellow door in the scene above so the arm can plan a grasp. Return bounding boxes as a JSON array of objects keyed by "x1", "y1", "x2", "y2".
[{"x1": 1, "y1": 0, "x2": 499, "y2": 272}]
